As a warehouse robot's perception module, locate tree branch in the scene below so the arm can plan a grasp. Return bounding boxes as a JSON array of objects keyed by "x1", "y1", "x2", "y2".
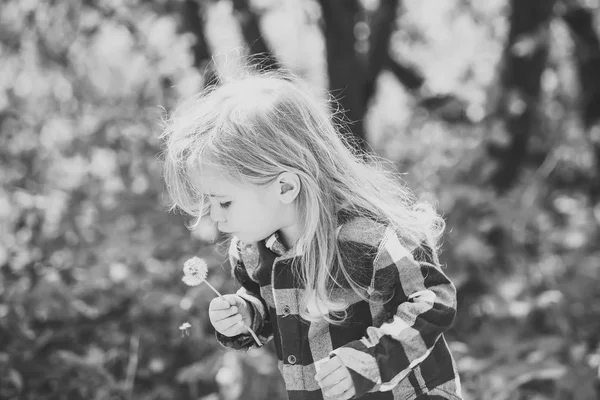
[{"x1": 384, "y1": 54, "x2": 425, "y2": 91}]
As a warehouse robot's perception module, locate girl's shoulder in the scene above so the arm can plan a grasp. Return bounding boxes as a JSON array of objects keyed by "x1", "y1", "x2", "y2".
[
  {"x1": 336, "y1": 214, "x2": 389, "y2": 249},
  {"x1": 333, "y1": 215, "x2": 412, "y2": 291},
  {"x1": 335, "y1": 212, "x2": 419, "y2": 265},
  {"x1": 335, "y1": 212, "x2": 412, "y2": 260}
]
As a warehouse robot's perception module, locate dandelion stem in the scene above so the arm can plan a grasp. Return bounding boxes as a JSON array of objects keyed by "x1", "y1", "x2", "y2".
[
  {"x1": 125, "y1": 334, "x2": 139, "y2": 400},
  {"x1": 204, "y1": 280, "x2": 224, "y2": 299},
  {"x1": 245, "y1": 325, "x2": 263, "y2": 347},
  {"x1": 203, "y1": 280, "x2": 262, "y2": 347}
]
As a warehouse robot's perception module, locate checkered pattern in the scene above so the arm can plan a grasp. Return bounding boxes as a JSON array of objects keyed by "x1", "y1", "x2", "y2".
[{"x1": 215, "y1": 211, "x2": 462, "y2": 400}]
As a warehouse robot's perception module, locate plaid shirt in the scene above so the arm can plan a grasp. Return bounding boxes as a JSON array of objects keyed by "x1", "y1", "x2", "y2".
[{"x1": 216, "y1": 211, "x2": 463, "y2": 400}]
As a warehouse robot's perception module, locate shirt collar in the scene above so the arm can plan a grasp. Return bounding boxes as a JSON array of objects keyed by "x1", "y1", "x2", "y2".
[
  {"x1": 263, "y1": 208, "x2": 354, "y2": 257},
  {"x1": 264, "y1": 231, "x2": 304, "y2": 258}
]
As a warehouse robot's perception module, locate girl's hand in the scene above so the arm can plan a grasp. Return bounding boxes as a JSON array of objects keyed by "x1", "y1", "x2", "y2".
[
  {"x1": 315, "y1": 355, "x2": 356, "y2": 399},
  {"x1": 208, "y1": 295, "x2": 253, "y2": 337}
]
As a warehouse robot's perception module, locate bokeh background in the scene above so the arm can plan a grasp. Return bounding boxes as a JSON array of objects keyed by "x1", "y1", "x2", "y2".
[{"x1": 1, "y1": 0, "x2": 600, "y2": 399}]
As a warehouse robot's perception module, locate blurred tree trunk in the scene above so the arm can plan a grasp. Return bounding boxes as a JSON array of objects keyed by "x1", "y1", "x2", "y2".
[
  {"x1": 487, "y1": 0, "x2": 556, "y2": 193},
  {"x1": 181, "y1": 0, "x2": 278, "y2": 83},
  {"x1": 182, "y1": 0, "x2": 432, "y2": 151},
  {"x1": 318, "y1": 0, "x2": 367, "y2": 151},
  {"x1": 183, "y1": 0, "x2": 434, "y2": 150},
  {"x1": 181, "y1": 0, "x2": 218, "y2": 87},
  {"x1": 231, "y1": 0, "x2": 280, "y2": 71},
  {"x1": 182, "y1": 0, "x2": 211, "y2": 66},
  {"x1": 561, "y1": 1, "x2": 600, "y2": 203},
  {"x1": 318, "y1": 0, "x2": 406, "y2": 153},
  {"x1": 562, "y1": 2, "x2": 600, "y2": 129},
  {"x1": 364, "y1": 0, "x2": 403, "y2": 102}
]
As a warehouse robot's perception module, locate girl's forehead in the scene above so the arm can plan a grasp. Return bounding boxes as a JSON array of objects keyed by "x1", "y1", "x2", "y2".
[
  {"x1": 189, "y1": 164, "x2": 241, "y2": 193},
  {"x1": 195, "y1": 164, "x2": 226, "y2": 181}
]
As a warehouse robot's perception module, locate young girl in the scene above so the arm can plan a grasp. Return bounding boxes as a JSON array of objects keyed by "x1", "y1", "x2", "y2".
[{"x1": 161, "y1": 70, "x2": 462, "y2": 400}]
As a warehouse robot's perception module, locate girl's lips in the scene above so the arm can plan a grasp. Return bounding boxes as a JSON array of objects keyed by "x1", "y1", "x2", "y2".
[{"x1": 217, "y1": 225, "x2": 233, "y2": 234}]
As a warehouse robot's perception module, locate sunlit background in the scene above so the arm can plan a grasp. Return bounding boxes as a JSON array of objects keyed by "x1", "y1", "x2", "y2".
[{"x1": 1, "y1": 0, "x2": 600, "y2": 399}]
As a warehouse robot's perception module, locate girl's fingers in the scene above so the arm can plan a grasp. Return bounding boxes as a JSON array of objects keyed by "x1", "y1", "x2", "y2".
[
  {"x1": 319, "y1": 367, "x2": 348, "y2": 390},
  {"x1": 315, "y1": 355, "x2": 343, "y2": 381},
  {"x1": 220, "y1": 319, "x2": 245, "y2": 336},
  {"x1": 339, "y1": 385, "x2": 356, "y2": 400},
  {"x1": 209, "y1": 297, "x2": 233, "y2": 311},
  {"x1": 211, "y1": 307, "x2": 238, "y2": 322},
  {"x1": 208, "y1": 295, "x2": 248, "y2": 336},
  {"x1": 323, "y1": 376, "x2": 353, "y2": 398},
  {"x1": 216, "y1": 314, "x2": 243, "y2": 332}
]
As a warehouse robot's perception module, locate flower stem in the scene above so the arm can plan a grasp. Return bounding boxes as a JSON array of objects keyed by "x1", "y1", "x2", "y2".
[
  {"x1": 204, "y1": 281, "x2": 262, "y2": 347},
  {"x1": 204, "y1": 280, "x2": 224, "y2": 299}
]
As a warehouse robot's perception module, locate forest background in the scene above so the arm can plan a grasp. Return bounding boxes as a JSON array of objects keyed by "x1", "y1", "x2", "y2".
[{"x1": 1, "y1": 0, "x2": 600, "y2": 399}]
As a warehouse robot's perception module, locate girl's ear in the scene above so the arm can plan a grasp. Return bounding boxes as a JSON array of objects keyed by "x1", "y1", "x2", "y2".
[{"x1": 277, "y1": 172, "x2": 300, "y2": 204}]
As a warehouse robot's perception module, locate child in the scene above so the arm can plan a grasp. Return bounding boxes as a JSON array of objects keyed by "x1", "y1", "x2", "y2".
[{"x1": 161, "y1": 70, "x2": 462, "y2": 400}]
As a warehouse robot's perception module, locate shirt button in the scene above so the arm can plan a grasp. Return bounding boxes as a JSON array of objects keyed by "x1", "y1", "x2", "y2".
[
  {"x1": 287, "y1": 355, "x2": 297, "y2": 365},
  {"x1": 282, "y1": 305, "x2": 291, "y2": 316}
]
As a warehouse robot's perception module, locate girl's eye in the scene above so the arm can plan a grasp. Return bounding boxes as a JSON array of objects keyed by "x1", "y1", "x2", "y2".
[{"x1": 219, "y1": 202, "x2": 231, "y2": 209}]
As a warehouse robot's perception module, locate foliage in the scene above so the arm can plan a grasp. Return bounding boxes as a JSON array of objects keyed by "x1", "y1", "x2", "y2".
[{"x1": 1, "y1": 0, "x2": 599, "y2": 399}]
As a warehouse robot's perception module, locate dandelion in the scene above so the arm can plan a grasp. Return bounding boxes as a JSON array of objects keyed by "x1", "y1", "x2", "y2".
[
  {"x1": 182, "y1": 256, "x2": 262, "y2": 347},
  {"x1": 182, "y1": 257, "x2": 221, "y2": 297},
  {"x1": 179, "y1": 322, "x2": 191, "y2": 337},
  {"x1": 182, "y1": 257, "x2": 208, "y2": 287}
]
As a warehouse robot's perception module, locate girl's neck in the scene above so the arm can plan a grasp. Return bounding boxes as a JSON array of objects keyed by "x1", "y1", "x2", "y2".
[
  {"x1": 276, "y1": 202, "x2": 303, "y2": 250},
  {"x1": 278, "y1": 223, "x2": 302, "y2": 250}
]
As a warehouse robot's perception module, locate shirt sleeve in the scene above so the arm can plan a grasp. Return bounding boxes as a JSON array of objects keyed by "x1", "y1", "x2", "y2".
[
  {"x1": 329, "y1": 227, "x2": 457, "y2": 397},
  {"x1": 215, "y1": 237, "x2": 273, "y2": 350}
]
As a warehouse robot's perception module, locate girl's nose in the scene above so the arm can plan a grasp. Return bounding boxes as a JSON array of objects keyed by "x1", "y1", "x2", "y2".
[{"x1": 210, "y1": 205, "x2": 225, "y2": 222}]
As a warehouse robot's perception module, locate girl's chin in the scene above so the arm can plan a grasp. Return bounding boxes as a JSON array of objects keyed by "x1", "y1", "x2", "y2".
[{"x1": 232, "y1": 233, "x2": 265, "y2": 244}]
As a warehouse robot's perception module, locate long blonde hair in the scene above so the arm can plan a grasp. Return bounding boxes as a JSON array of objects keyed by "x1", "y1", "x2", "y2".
[{"x1": 160, "y1": 69, "x2": 445, "y2": 324}]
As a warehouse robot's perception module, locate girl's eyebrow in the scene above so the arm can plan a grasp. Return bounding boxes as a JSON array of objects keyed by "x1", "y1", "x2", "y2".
[{"x1": 206, "y1": 193, "x2": 227, "y2": 197}]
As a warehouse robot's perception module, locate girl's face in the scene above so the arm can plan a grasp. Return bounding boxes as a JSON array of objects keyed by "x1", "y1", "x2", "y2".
[{"x1": 193, "y1": 165, "x2": 295, "y2": 244}]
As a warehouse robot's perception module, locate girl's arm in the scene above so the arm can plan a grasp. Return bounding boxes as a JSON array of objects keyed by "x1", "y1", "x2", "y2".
[
  {"x1": 215, "y1": 238, "x2": 273, "y2": 350},
  {"x1": 329, "y1": 228, "x2": 457, "y2": 397}
]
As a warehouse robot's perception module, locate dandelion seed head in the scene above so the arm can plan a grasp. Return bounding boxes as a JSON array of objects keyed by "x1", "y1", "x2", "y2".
[
  {"x1": 182, "y1": 256, "x2": 208, "y2": 286},
  {"x1": 179, "y1": 321, "x2": 192, "y2": 337},
  {"x1": 179, "y1": 322, "x2": 192, "y2": 330}
]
